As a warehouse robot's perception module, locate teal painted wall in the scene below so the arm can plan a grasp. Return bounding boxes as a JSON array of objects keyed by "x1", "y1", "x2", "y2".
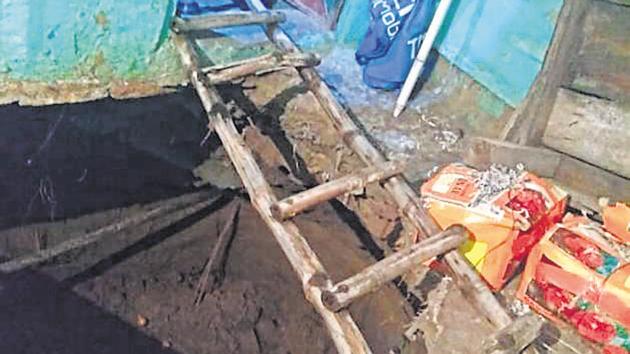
[
  {"x1": 435, "y1": 0, "x2": 562, "y2": 106},
  {"x1": 335, "y1": 2, "x2": 370, "y2": 45},
  {"x1": 335, "y1": 0, "x2": 563, "y2": 107},
  {"x1": 0, "y1": 0, "x2": 177, "y2": 82}
]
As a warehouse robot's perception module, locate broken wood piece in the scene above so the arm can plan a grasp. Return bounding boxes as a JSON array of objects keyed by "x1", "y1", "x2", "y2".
[
  {"x1": 194, "y1": 201, "x2": 241, "y2": 305},
  {"x1": 172, "y1": 10, "x2": 286, "y2": 33},
  {"x1": 0, "y1": 191, "x2": 220, "y2": 273},
  {"x1": 321, "y1": 225, "x2": 468, "y2": 312},
  {"x1": 482, "y1": 313, "x2": 545, "y2": 354},
  {"x1": 174, "y1": 34, "x2": 372, "y2": 354},
  {"x1": 244, "y1": 0, "x2": 516, "y2": 332},
  {"x1": 204, "y1": 52, "x2": 320, "y2": 85},
  {"x1": 271, "y1": 160, "x2": 405, "y2": 220},
  {"x1": 464, "y1": 137, "x2": 562, "y2": 178}
]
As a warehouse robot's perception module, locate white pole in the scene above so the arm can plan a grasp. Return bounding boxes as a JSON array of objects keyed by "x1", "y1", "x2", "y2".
[{"x1": 393, "y1": 0, "x2": 453, "y2": 118}]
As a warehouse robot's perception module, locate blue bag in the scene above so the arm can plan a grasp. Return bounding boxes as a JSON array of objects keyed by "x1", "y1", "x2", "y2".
[
  {"x1": 357, "y1": 0, "x2": 437, "y2": 90},
  {"x1": 355, "y1": 0, "x2": 417, "y2": 65}
]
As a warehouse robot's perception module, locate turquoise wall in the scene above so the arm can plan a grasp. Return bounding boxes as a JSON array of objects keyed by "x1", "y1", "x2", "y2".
[
  {"x1": 335, "y1": 0, "x2": 563, "y2": 107},
  {"x1": 0, "y1": 0, "x2": 177, "y2": 82}
]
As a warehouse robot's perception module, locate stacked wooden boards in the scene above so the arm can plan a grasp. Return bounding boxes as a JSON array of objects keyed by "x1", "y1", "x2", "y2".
[{"x1": 542, "y1": 1, "x2": 630, "y2": 180}]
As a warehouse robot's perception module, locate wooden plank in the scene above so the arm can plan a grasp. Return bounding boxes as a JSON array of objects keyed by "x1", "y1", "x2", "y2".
[
  {"x1": 464, "y1": 137, "x2": 561, "y2": 177},
  {"x1": 462, "y1": 135, "x2": 630, "y2": 209},
  {"x1": 501, "y1": 0, "x2": 589, "y2": 144},
  {"x1": 173, "y1": 34, "x2": 372, "y2": 354},
  {"x1": 554, "y1": 154, "x2": 630, "y2": 204},
  {"x1": 543, "y1": 88, "x2": 630, "y2": 179},
  {"x1": 570, "y1": 1, "x2": 630, "y2": 103}
]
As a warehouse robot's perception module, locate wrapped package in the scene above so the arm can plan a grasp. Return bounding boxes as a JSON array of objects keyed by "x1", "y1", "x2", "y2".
[
  {"x1": 517, "y1": 215, "x2": 630, "y2": 353},
  {"x1": 603, "y1": 202, "x2": 630, "y2": 244},
  {"x1": 420, "y1": 163, "x2": 567, "y2": 290}
]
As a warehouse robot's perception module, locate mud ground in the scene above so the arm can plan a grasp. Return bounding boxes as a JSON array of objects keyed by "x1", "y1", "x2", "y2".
[
  {"x1": 0, "y1": 89, "x2": 421, "y2": 354},
  {"x1": 0, "y1": 66, "x2": 599, "y2": 354}
]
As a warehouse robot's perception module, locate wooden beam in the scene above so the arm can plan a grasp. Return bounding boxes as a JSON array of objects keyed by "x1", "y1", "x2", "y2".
[
  {"x1": 271, "y1": 161, "x2": 405, "y2": 220},
  {"x1": 173, "y1": 34, "x2": 372, "y2": 354},
  {"x1": 172, "y1": 11, "x2": 285, "y2": 33},
  {"x1": 464, "y1": 137, "x2": 561, "y2": 178},
  {"x1": 321, "y1": 225, "x2": 467, "y2": 312},
  {"x1": 501, "y1": 0, "x2": 589, "y2": 145},
  {"x1": 204, "y1": 52, "x2": 320, "y2": 85},
  {"x1": 569, "y1": 1, "x2": 630, "y2": 103},
  {"x1": 482, "y1": 314, "x2": 544, "y2": 354},
  {"x1": 244, "y1": 0, "x2": 515, "y2": 331},
  {"x1": 0, "y1": 191, "x2": 219, "y2": 273},
  {"x1": 554, "y1": 152, "x2": 630, "y2": 205},
  {"x1": 543, "y1": 88, "x2": 630, "y2": 179}
]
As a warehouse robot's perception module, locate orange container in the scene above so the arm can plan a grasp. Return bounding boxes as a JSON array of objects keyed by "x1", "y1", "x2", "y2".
[
  {"x1": 421, "y1": 164, "x2": 567, "y2": 290},
  {"x1": 516, "y1": 215, "x2": 630, "y2": 352},
  {"x1": 603, "y1": 203, "x2": 630, "y2": 244}
]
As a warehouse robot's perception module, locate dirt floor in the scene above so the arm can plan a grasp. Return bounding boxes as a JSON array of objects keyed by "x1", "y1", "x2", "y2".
[
  {"x1": 0, "y1": 89, "x2": 423, "y2": 354},
  {"x1": 0, "y1": 65, "x2": 600, "y2": 354}
]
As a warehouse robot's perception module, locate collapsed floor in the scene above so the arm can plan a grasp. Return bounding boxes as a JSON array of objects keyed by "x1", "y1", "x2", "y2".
[{"x1": 0, "y1": 64, "x2": 606, "y2": 353}]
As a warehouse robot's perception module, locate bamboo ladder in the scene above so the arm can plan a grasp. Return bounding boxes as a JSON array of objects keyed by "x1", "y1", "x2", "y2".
[{"x1": 172, "y1": 4, "x2": 524, "y2": 353}]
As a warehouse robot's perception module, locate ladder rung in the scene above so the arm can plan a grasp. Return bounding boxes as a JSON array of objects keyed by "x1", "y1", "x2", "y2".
[
  {"x1": 173, "y1": 33, "x2": 372, "y2": 354},
  {"x1": 172, "y1": 11, "x2": 286, "y2": 33},
  {"x1": 270, "y1": 161, "x2": 405, "y2": 221},
  {"x1": 245, "y1": 0, "x2": 516, "y2": 331},
  {"x1": 203, "y1": 52, "x2": 320, "y2": 84},
  {"x1": 321, "y1": 226, "x2": 468, "y2": 312}
]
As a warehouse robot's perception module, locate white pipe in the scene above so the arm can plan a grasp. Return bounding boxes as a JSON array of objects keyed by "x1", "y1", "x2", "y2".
[{"x1": 393, "y1": 0, "x2": 453, "y2": 117}]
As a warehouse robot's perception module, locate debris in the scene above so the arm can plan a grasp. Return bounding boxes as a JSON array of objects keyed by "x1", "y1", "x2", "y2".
[
  {"x1": 136, "y1": 314, "x2": 148, "y2": 327},
  {"x1": 517, "y1": 214, "x2": 630, "y2": 353},
  {"x1": 509, "y1": 299, "x2": 531, "y2": 317},
  {"x1": 421, "y1": 163, "x2": 567, "y2": 290},
  {"x1": 405, "y1": 275, "x2": 452, "y2": 342},
  {"x1": 482, "y1": 313, "x2": 544, "y2": 354},
  {"x1": 433, "y1": 128, "x2": 462, "y2": 152},
  {"x1": 470, "y1": 163, "x2": 524, "y2": 207},
  {"x1": 194, "y1": 201, "x2": 240, "y2": 305},
  {"x1": 372, "y1": 130, "x2": 418, "y2": 159},
  {"x1": 162, "y1": 340, "x2": 172, "y2": 348}
]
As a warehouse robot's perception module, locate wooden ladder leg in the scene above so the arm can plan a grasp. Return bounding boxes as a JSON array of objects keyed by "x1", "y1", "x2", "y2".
[
  {"x1": 173, "y1": 34, "x2": 372, "y2": 354},
  {"x1": 271, "y1": 161, "x2": 405, "y2": 220}
]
